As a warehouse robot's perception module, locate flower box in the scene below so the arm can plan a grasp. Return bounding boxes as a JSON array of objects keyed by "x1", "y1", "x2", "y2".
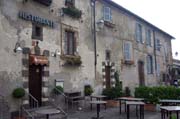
[
  {"x1": 104, "y1": 21, "x2": 115, "y2": 28},
  {"x1": 62, "y1": 7, "x2": 82, "y2": 19},
  {"x1": 60, "y1": 55, "x2": 82, "y2": 66},
  {"x1": 124, "y1": 60, "x2": 134, "y2": 65}
]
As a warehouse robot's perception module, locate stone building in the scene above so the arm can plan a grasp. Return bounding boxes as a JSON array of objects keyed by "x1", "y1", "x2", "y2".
[{"x1": 0, "y1": 0, "x2": 174, "y2": 113}]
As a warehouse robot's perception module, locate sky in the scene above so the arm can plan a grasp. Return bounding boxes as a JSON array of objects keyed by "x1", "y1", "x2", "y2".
[{"x1": 113, "y1": 0, "x2": 180, "y2": 60}]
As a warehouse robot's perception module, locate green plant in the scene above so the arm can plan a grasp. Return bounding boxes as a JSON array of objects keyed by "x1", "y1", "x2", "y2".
[
  {"x1": 61, "y1": 55, "x2": 82, "y2": 66},
  {"x1": 135, "y1": 86, "x2": 180, "y2": 104},
  {"x1": 171, "y1": 114, "x2": 177, "y2": 119},
  {"x1": 102, "y1": 71, "x2": 122, "y2": 99},
  {"x1": 84, "y1": 85, "x2": 93, "y2": 96},
  {"x1": 62, "y1": 7, "x2": 82, "y2": 18},
  {"x1": 123, "y1": 87, "x2": 131, "y2": 97},
  {"x1": 12, "y1": 88, "x2": 25, "y2": 99},
  {"x1": 53, "y1": 86, "x2": 63, "y2": 94}
]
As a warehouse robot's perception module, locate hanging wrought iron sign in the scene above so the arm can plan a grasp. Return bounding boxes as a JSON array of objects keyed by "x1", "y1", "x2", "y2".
[{"x1": 18, "y1": 11, "x2": 54, "y2": 28}]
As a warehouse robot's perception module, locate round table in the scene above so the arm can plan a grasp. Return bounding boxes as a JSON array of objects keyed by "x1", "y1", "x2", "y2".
[
  {"x1": 89, "y1": 101, "x2": 107, "y2": 119},
  {"x1": 35, "y1": 108, "x2": 60, "y2": 119}
]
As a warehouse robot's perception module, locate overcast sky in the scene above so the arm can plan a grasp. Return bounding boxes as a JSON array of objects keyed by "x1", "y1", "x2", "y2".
[{"x1": 113, "y1": 0, "x2": 180, "y2": 60}]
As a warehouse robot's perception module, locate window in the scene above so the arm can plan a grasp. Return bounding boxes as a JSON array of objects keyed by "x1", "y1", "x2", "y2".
[
  {"x1": 147, "y1": 55, "x2": 153, "y2": 74},
  {"x1": 124, "y1": 41, "x2": 132, "y2": 61},
  {"x1": 32, "y1": 23, "x2": 43, "y2": 41},
  {"x1": 135, "y1": 23, "x2": 143, "y2": 43},
  {"x1": 65, "y1": 0, "x2": 75, "y2": 7},
  {"x1": 64, "y1": 30, "x2": 76, "y2": 55},
  {"x1": 105, "y1": 50, "x2": 111, "y2": 61},
  {"x1": 103, "y1": 6, "x2": 112, "y2": 22},
  {"x1": 156, "y1": 39, "x2": 161, "y2": 51},
  {"x1": 157, "y1": 63, "x2": 160, "y2": 76},
  {"x1": 146, "y1": 29, "x2": 151, "y2": 46}
]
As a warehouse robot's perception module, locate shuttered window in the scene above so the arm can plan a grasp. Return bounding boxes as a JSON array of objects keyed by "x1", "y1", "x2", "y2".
[
  {"x1": 64, "y1": 31, "x2": 76, "y2": 55},
  {"x1": 147, "y1": 55, "x2": 153, "y2": 74},
  {"x1": 124, "y1": 42, "x2": 132, "y2": 61},
  {"x1": 146, "y1": 29, "x2": 151, "y2": 46},
  {"x1": 103, "y1": 6, "x2": 112, "y2": 22},
  {"x1": 156, "y1": 39, "x2": 161, "y2": 51},
  {"x1": 135, "y1": 23, "x2": 143, "y2": 43}
]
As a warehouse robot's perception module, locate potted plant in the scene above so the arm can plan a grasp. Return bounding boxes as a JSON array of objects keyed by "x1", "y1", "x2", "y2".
[
  {"x1": 102, "y1": 71, "x2": 122, "y2": 107},
  {"x1": 84, "y1": 85, "x2": 93, "y2": 96},
  {"x1": 61, "y1": 55, "x2": 82, "y2": 66},
  {"x1": 62, "y1": 6, "x2": 82, "y2": 19},
  {"x1": 12, "y1": 87, "x2": 25, "y2": 119}
]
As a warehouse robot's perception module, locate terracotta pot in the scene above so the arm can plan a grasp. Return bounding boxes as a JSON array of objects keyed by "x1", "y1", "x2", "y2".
[
  {"x1": 144, "y1": 104, "x2": 156, "y2": 111},
  {"x1": 106, "y1": 100, "x2": 119, "y2": 107}
]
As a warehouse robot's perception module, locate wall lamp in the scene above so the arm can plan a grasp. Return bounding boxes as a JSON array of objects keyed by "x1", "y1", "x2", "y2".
[
  {"x1": 14, "y1": 41, "x2": 23, "y2": 53},
  {"x1": 96, "y1": 19, "x2": 104, "y2": 30},
  {"x1": 51, "y1": 49, "x2": 61, "y2": 57}
]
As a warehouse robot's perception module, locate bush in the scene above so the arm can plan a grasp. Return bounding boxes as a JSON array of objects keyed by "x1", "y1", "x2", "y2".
[
  {"x1": 53, "y1": 86, "x2": 63, "y2": 94},
  {"x1": 84, "y1": 85, "x2": 93, "y2": 96},
  {"x1": 123, "y1": 87, "x2": 131, "y2": 97},
  {"x1": 12, "y1": 88, "x2": 25, "y2": 99},
  {"x1": 102, "y1": 71, "x2": 122, "y2": 99},
  {"x1": 135, "y1": 86, "x2": 180, "y2": 104}
]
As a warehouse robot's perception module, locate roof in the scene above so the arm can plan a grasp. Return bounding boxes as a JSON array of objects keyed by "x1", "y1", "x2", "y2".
[{"x1": 103, "y1": 0, "x2": 175, "y2": 39}]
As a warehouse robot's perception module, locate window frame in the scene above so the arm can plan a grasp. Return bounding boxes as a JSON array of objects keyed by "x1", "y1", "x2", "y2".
[
  {"x1": 64, "y1": 30, "x2": 76, "y2": 55},
  {"x1": 156, "y1": 39, "x2": 161, "y2": 51},
  {"x1": 103, "y1": 6, "x2": 112, "y2": 22},
  {"x1": 135, "y1": 23, "x2": 143, "y2": 43},
  {"x1": 32, "y1": 23, "x2": 43, "y2": 41},
  {"x1": 146, "y1": 29, "x2": 152, "y2": 46},
  {"x1": 65, "y1": 0, "x2": 75, "y2": 7},
  {"x1": 123, "y1": 41, "x2": 132, "y2": 61},
  {"x1": 147, "y1": 55, "x2": 153, "y2": 74}
]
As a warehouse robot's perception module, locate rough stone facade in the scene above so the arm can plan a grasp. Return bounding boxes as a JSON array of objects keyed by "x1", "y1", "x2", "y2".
[{"x1": 0, "y1": 0, "x2": 173, "y2": 112}]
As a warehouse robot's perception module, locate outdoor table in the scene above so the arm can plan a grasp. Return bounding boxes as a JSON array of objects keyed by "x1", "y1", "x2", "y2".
[
  {"x1": 90, "y1": 95, "x2": 107, "y2": 110},
  {"x1": 89, "y1": 101, "x2": 107, "y2": 119},
  {"x1": 159, "y1": 99, "x2": 180, "y2": 106},
  {"x1": 126, "y1": 101, "x2": 145, "y2": 119},
  {"x1": 117, "y1": 97, "x2": 144, "y2": 114},
  {"x1": 160, "y1": 106, "x2": 180, "y2": 119},
  {"x1": 64, "y1": 91, "x2": 84, "y2": 108},
  {"x1": 35, "y1": 108, "x2": 60, "y2": 119}
]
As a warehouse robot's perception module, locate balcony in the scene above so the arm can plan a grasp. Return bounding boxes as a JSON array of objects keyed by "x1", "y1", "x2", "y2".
[{"x1": 62, "y1": 7, "x2": 82, "y2": 19}]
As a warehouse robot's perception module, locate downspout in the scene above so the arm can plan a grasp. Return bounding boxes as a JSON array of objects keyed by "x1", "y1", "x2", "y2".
[
  {"x1": 91, "y1": 0, "x2": 97, "y2": 80},
  {"x1": 153, "y1": 30, "x2": 157, "y2": 77}
]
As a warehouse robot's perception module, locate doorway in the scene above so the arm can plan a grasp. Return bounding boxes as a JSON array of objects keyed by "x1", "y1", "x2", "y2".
[
  {"x1": 29, "y1": 64, "x2": 43, "y2": 107},
  {"x1": 138, "y1": 61, "x2": 145, "y2": 86},
  {"x1": 105, "y1": 66, "x2": 111, "y2": 88}
]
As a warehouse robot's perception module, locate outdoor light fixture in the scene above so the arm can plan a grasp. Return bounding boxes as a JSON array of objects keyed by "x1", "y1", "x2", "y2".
[
  {"x1": 14, "y1": 41, "x2": 23, "y2": 53},
  {"x1": 51, "y1": 49, "x2": 61, "y2": 57},
  {"x1": 97, "y1": 19, "x2": 104, "y2": 30}
]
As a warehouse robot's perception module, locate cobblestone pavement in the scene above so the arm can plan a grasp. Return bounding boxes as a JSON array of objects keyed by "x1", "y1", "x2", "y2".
[{"x1": 67, "y1": 106, "x2": 161, "y2": 119}]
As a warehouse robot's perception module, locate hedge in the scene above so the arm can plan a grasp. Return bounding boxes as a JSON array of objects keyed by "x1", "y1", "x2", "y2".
[{"x1": 135, "y1": 86, "x2": 180, "y2": 104}]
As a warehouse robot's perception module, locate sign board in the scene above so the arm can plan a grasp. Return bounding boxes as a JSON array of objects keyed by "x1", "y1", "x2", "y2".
[{"x1": 19, "y1": 11, "x2": 54, "y2": 28}]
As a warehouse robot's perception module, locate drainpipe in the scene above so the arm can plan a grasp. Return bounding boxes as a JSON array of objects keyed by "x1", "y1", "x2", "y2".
[
  {"x1": 91, "y1": 0, "x2": 97, "y2": 80},
  {"x1": 153, "y1": 30, "x2": 157, "y2": 77}
]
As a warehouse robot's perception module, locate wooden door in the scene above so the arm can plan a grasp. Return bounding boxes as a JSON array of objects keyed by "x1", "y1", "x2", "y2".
[
  {"x1": 105, "y1": 66, "x2": 111, "y2": 88},
  {"x1": 138, "y1": 61, "x2": 145, "y2": 86},
  {"x1": 29, "y1": 65, "x2": 42, "y2": 107}
]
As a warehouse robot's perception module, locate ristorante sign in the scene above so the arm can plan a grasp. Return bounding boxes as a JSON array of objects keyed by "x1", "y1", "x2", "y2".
[{"x1": 19, "y1": 11, "x2": 54, "y2": 28}]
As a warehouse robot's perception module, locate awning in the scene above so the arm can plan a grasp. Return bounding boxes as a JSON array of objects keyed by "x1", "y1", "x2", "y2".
[{"x1": 29, "y1": 55, "x2": 49, "y2": 65}]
